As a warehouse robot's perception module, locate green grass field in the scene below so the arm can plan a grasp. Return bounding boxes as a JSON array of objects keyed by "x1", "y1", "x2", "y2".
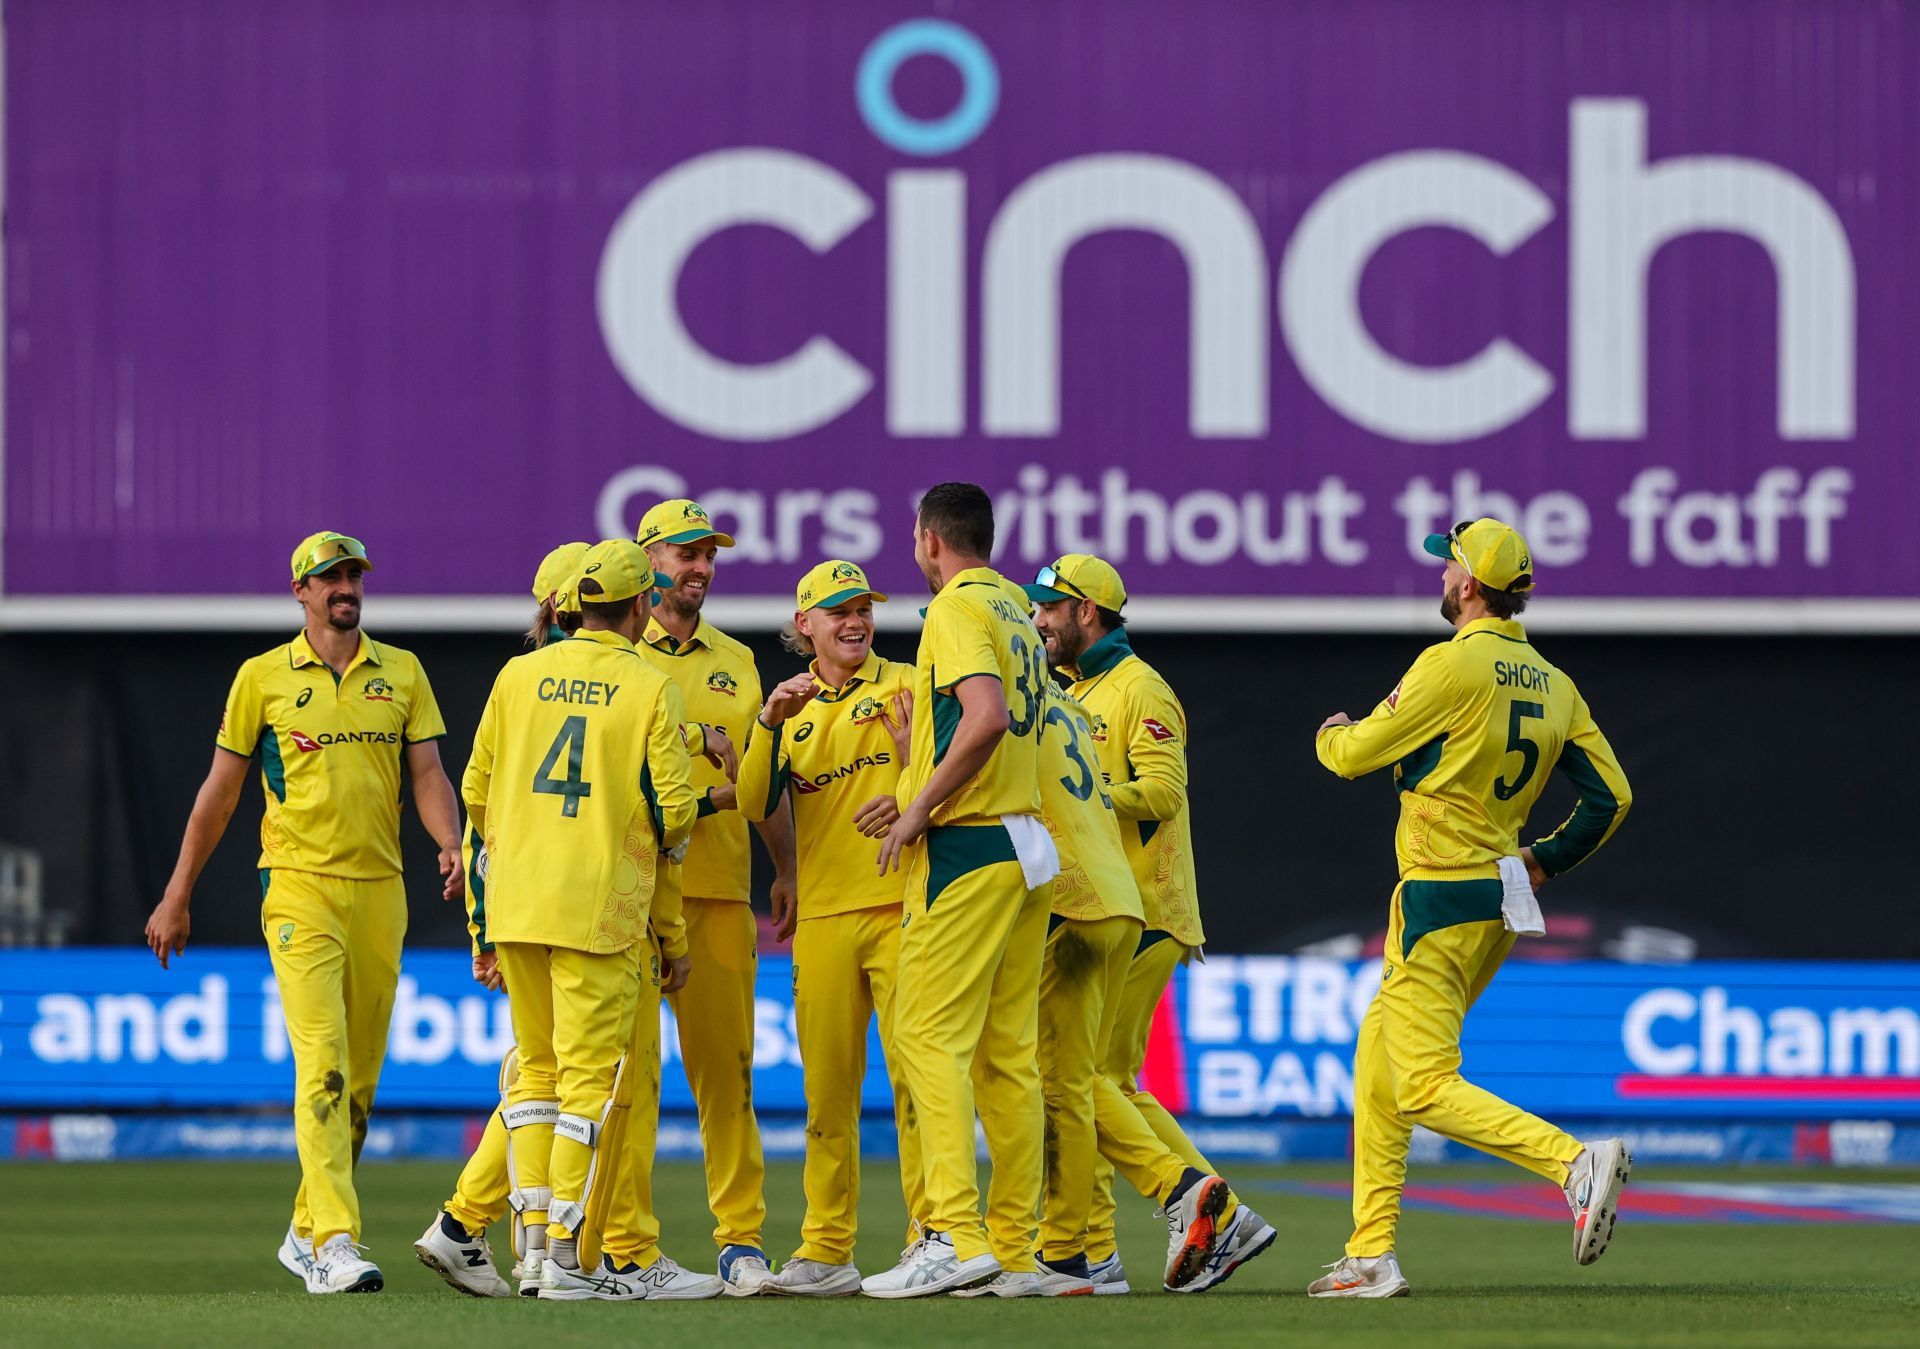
[{"x1": 5, "y1": 1159, "x2": 1916, "y2": 1347}]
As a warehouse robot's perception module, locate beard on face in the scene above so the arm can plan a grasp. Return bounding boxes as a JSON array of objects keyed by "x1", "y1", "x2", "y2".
[
  {"x1": 1439, "y1": 580, "x2": 1461, "y2": 625},
  {"x1": 1046, "y1": 611, "x2": 1087, "y2": 668},
  {"x1": 326, "y1": 597, "x2": 361, "y2": 631},
  {"x1": 661, "y1": 582, "x2": 704, "y2": 621}
]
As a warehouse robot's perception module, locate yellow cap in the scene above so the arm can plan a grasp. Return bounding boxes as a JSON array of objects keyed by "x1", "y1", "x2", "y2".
[
  {"x1": 1022, "y1": 554, "x2": 1127, "y2": 611},
  {"x1": 532, "y1": 542, "x2": 591, "y2": 601},
  {"x1": 562, "y1": 539, "x2": 673, "y2": 608},
  {"x1": 795, "y1": 559, "x2": 888, "y2": 612},
  {"x1": 1423, "y1": 518, "x2": 1535, "y2": 593},
  {"x1": 634, "y1": 498, "x2": 736, "y2": 551},
  {"x1": 291, "y1": 531, "x2": 374, "y2": 582}
]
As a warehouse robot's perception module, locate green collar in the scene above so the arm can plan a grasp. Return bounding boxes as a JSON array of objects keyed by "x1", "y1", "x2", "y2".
[{"x1": 1073, "y1": 626, "x2": 1134, "y2": 679}]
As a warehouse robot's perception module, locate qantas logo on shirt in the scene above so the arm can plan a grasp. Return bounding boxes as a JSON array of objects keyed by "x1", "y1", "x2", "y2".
[
  {"x1": 1385, "y1": 679, "x2": 1404, "y2": 712},
  {"x1": 1142, "y1": 717, "x2": 1177, "y2": 742},
  {"x1": 289, "y1": 728, "x2": 401, "y2": 753},
  {"x1": 800, "y1": 752, "x2": 893, "y2": 790}
]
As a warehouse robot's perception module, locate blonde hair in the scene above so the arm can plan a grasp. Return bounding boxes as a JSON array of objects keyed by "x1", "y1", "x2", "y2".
[
  {"x1": 526, "y1": 597, "x2": 582, "y2": 648},
  {"x1": 780, "y1": 617, "x2": 814, "y2": 657}
]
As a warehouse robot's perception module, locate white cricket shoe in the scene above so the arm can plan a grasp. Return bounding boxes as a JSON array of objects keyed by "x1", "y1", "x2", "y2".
[
  {"x1": 861, "y1": 1231, "x2": 1000, "y2": 1299},
  {"x1": 515, "y1": 1251, "x2": 544, "y2": 1297},
  {"x1": 276, "y1": 1224, "x2": 313, "y2": 1282},
  {"x1": 764, "y1": 1257, "x2": 862, "y2": 1297},
  {"x1": 1565, "y1": 1137, "x2": 1632, "y2": 1265},
  {"x1": 1032, "y1": 1258, "x2": 1096, "y2": 1297},
  {"x1": 718, "y1": 1244, "x2": 776, "y2": 1297},
  {"x1": 1159, "y1": 1174, "x2": 1232, "y2": 1289},
  {"x1": 539, "y1": 1255, "x2": 650, "y2": 1301},
  {"x1": 951, "y1": 1270, "x2": 1042, "y2": 1298},
  {"x1": 1172, "y1": 1203, "x2": 1277, "y2": 1294},
  {"x1": 305, "y1": 1235, "x2": 383, "y2": 1294},
  {"x1": 1087, "y1": 1254, "x2": 1130, "y2": 1295},
  {"x1": 631, "y1": 1255, "x2": 726, "y2": 1301},
  {"x1": 1307, "y1": 1252, "x2": 1409, "y2": 1298},
  {"x1": 413, "y1": 1213, "x2": 512, "y2": 1297}
]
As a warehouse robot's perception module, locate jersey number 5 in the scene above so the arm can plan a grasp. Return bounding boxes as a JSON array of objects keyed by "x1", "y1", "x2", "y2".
[
  {"x1": 534, "y1": 715, "x2": 593, "y2": 817},
  {"x1": 1493, "y1": 699, "x2": 1544, "y2": 801}
]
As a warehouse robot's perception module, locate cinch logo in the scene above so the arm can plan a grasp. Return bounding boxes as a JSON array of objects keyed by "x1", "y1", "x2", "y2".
[
  {"x1": 707, "y1": 671, "x2": 739, "y2": 697},
  {"x1": 1619, "y1": 987, "x2": 1920, "y2": 1103},
  {"x1": 364, "y1": 677, "x2": 394, "y2": 702},
  {"x1": 597, "y1": 20, "x2": 1855, "y2": 446}
]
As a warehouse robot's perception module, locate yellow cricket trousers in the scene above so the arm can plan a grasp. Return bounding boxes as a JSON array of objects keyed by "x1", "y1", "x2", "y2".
[
  {"x1": 791, "y1": 903, "x2": 924, "y2": 1266},
  {"x1": 895, "y1": 823, "x2": 1050, "y2": 1269},
  {"x1": 667, "y1": 896, "x2": 767, "y2": 1251},
  {"x1": 1038, "y1": 914, "x2": 1197, "y2": 1261},
  {"x1": 592, "y1": 935, "x2": 671, "y2": 1270},
  {"x1": 495, "y1": 941, "x2": 641, "y2": 1243},
  {"x1": 1086, "y1": 932, "x2": 1212, "y2": 1263},
  {"x1": 262, "y1": 868, "x2": 406, "y2": 1249},
  {"x1": 1347, "y1": 880, "x2": 1584, "y2": 1257},
  {"x1": 444, "y1": 1089, "x2": 510, "y2": 1238}
]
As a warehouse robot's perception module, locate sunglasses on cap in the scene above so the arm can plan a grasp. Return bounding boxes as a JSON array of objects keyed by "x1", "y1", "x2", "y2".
[
  {"x1": 297, "y1": 534, "x2": 371, "y2": 581},
  {"x1": 1034, "y1": 564, "x2": 1089, "y2": 601}
]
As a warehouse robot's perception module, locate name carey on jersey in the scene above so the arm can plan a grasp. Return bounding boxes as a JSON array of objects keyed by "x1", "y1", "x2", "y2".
[{"x1": 792, "y1": 751, "x2": 893, "y2": 795}]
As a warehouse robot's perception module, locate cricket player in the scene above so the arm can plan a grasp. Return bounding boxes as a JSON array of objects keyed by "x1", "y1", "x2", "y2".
[
  {"x1": 633, "y1": 497, "x2": 798, "y2": 1294},
  {"x1": 1027, "y1": 554, "x2": 1274, "y2": 1292},
  {"x1": 1308, "y1": 518, "x2": 1634, "y2": 1298},
  {"x1": 734, "y1": 561, "x2": 924, "y2": 1297},
  {"x1": 862, "y1": 483, "x2": 1062, "y2": 1299},
  {"x1": 144, "y1": 531, "x2": 463, "y2": 1295},
  {"x1": 461, "y1": 538, "x2": 700, "y2": 1301},
  {"x1": 1024, "y1": 680, "x2": 1265, "y2": 1296}
]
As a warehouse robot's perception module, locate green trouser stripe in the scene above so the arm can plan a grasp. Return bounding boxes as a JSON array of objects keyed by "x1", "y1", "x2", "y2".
[
  {"x1": 259, "y1": 869, "x2": 272, "y2": 900},
  {"x1": 1400, "y1": 878, "x2": 1504, "y2": 957},
  {"x1": 925, "y1": 823, "x2": 1018, "y2": 909}
]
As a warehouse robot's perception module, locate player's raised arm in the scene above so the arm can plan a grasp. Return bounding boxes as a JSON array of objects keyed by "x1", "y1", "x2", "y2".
[
  {"x1": 1315, "y1": 645, "x2": 1459, "y2": 780},
  {"x1": 737, "y1": 672, "x2": 811, "y2": 823},
  {"x1": 1106, "y1": 677, "x2": 1188, "y2": 822},
  {"x1": 1527, "y1": 691, "x2": 1634, "y2": 881}
]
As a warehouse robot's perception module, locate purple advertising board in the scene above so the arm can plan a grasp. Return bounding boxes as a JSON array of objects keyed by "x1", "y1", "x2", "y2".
[{"x1": 3, "y1": 1, "x2": 1915, "y2": 629}]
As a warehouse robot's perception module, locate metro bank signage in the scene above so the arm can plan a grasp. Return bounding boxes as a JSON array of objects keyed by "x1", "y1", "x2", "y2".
[
  {"x1": 5, "y1": 0, "x2": 1915, "y2": 623},
  {"x1": 2, "y1": 951, "x2": 1915, "y2": 1121}
]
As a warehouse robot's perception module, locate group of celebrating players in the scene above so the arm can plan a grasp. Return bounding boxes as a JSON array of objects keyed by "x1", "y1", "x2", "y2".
[{"x1": 144, "y1": 481, "x2": 1636, "y2": 1303}]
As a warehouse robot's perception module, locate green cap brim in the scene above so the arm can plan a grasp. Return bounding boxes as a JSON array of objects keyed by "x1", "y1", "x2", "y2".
[
  {"x1": 1022, "y1": 583, "x2": 1072, "y2": 603},
  {"x1": 807, "y1": 585, "x2": 886, "y2": 611},
  {"x1": 1422, "y1": 534, "x2": 1454, "y2": 562},
  {"x1": 660, "y1": 527, "x2": 736, "y2": 547}
]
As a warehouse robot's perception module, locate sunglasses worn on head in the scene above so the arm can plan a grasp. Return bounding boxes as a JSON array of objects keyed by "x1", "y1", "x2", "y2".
[{"x1": 1035, "y1": 564, "x2": 1088, "y2": 601}]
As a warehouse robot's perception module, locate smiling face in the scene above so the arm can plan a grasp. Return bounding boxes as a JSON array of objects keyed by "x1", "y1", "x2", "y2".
[
  {"x1": 1030, "y1": 595, "x2": 1093, "y2": 668},
  {"x1": 295, "y1": 562, "x2": 365, "y2": 632},
  {"x1": 798, "y1": 597, "x2": 875, "y2": 671},
  {"x1": 650, "y1": 539, "x2": 719, "y2": 623}
]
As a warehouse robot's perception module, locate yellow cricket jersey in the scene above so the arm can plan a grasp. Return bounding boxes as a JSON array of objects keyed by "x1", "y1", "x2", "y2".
[
  {"x1": 737, "y1": 651, "x2": 912, "y2": 920},
  {"x1": 1063, "y1": 629, "x2": 1204, "y2": 945},
  {"x1": 903, "y1": 567, "x2": 1046, "y2": 827},
  {"x1": 215, "y1": 630, "x2": 446, "y2": 880},
  {"x1": 1038, "y1": 684, "x2": 1143, "y2": 924},
  {"x1": 1316, "y1": 617, "x2": 1633, "y2": 880},
  {"x1": 637, "y1": 615, "x2": 763, "y2": 902},
  {"x1": 462, "y1": 628, "x2": 698, "y2": 954}
]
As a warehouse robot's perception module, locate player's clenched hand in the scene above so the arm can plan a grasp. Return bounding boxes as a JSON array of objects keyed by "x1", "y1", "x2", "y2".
[
  {"x1": 1520, "y1": 846, "x2": 1549, "y2": 892},
  {"x1": 708, "y1": 782, "x2": 737, "y2": 813},
  {"x1": 877, "y1": 799, "x2": 930, "y2": 874},
  {"x1": 853, "y1": 794, "x2": 901, "y2": 838},
  {"x1": 701, "y1": 726, "x2": 739, "y2": 781},
  {"x1": 472, "y1": 949, "x2": 504, "y2": 992},
  {"x1": 145, "y1": 891, "x2": 191, "y2": 969},
  {"x1": 769, "y1": 873, "x2": 798, "y2": 943},
  {"x1": 662, "y1": 953, "x2": 692, "y2": 995},
  {"x1": 761, "y1": 673, "x2": 819, "y2": 726},
  {"x1": 1318, "y1": 712, "x2": 1353, "y2": 733},
  {"x1": 880, "y1": 691, "x2": 913, "y2": 764},
  {"x1": 439, "y1": 842, "x2": 465, "y2": 902}
]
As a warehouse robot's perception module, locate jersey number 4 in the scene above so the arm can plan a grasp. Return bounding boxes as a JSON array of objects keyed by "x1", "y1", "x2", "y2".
[
  {"x1": 1493, "y1": 699, "x2": 1544, "y2": 801},
  {"x1": 534, "y1": 715, "x2": 593, "y2": 817}
]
